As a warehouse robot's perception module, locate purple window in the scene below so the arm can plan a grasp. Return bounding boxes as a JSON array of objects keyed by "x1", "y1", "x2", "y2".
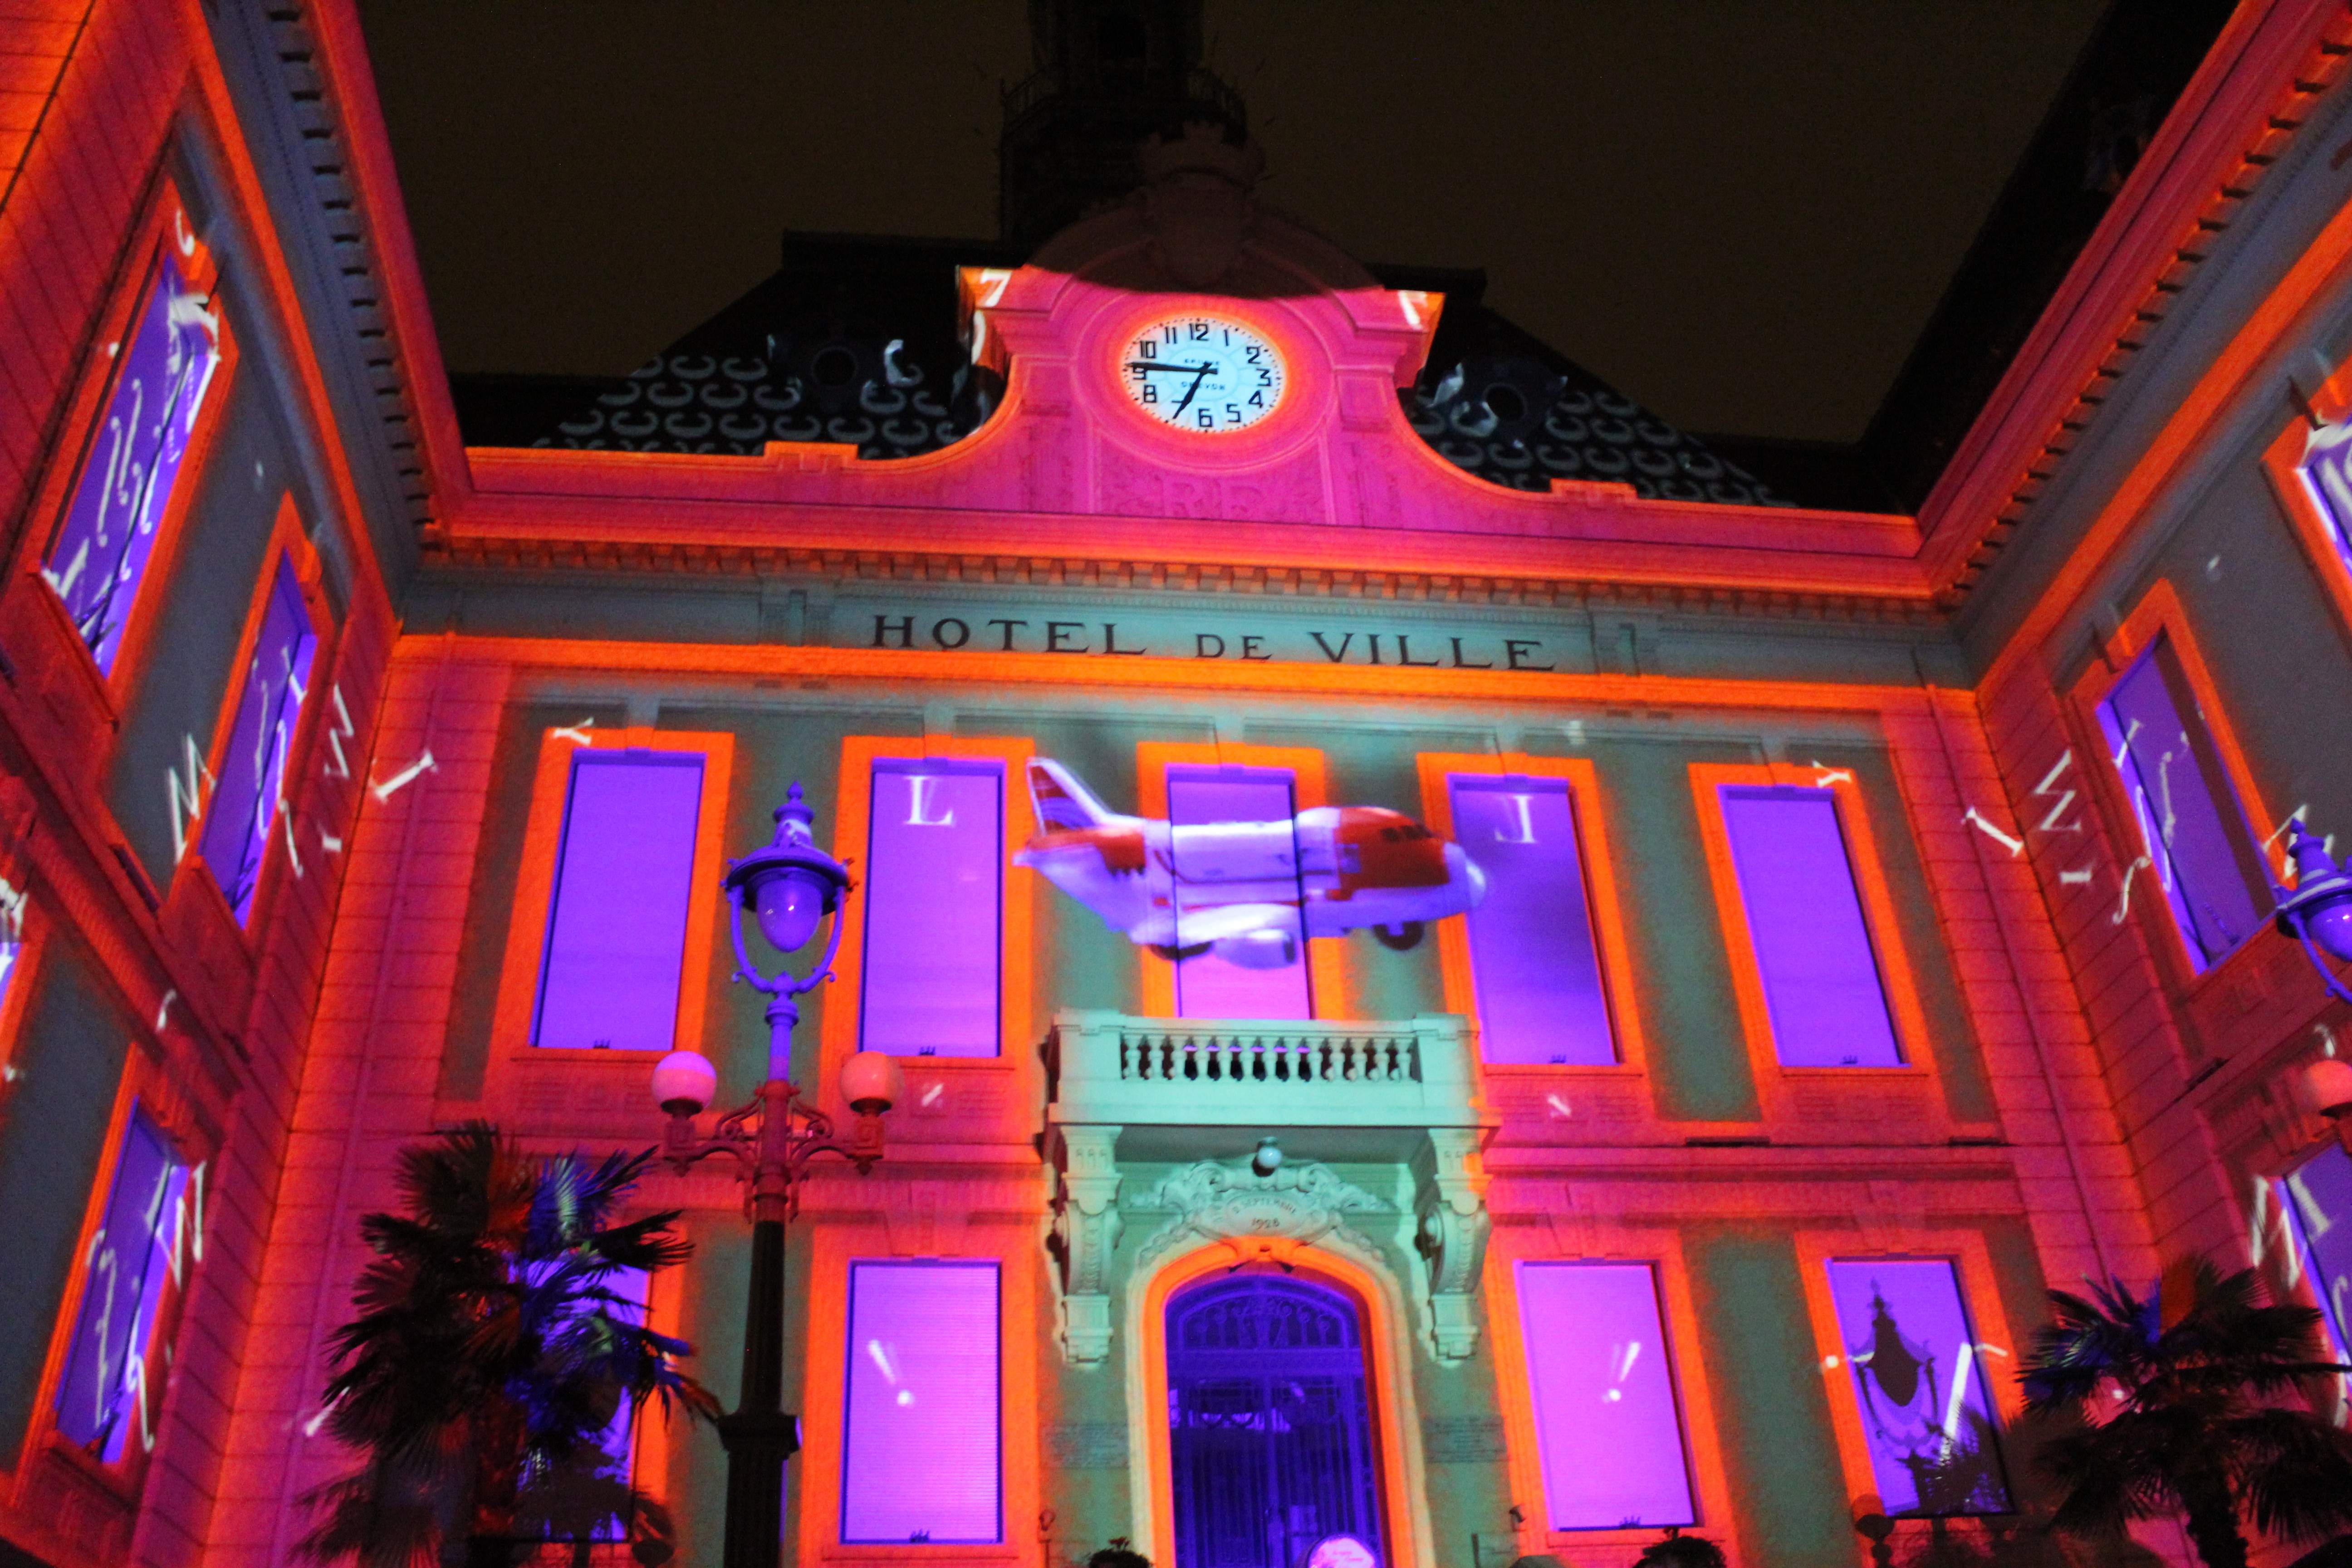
[
  {"x1": 1514, "y1": 1261, "x2": 1698, "y2": 1531},
  {"x1": 198, "y1": 558, "x2": 317, "y2": 922},
  {"x1": 0, "y1": 891, "x2": 24, "y2": 1020},
  {"x1": 861, "y1": 760, "x2": 1003, "y2": 1057},
  {"x1": 1168, "y1": 765, "x2": 1312, "y2": 1020},
  {"x1": 2300, "y1": 419, "x2": 2352, "y2": 581},
  {"x1": 1825, "y1": 1259, "x2": 2013, "y2": 1517},
  {"x1": 533, "y1": 751, "x2": 704, "y2": 1050},
  {"x1": 44, "y1": 256, "x2": 221, "y2": 676},
  {"x1": 840, "y1": 1260, "x2": 1001, "y2": 1544},
  {"x1": 2095, "y1": 642, "x2": 2270, "y2": 970},
  {"x1": 2282, "y1": 1144, "x2": 2352, "y2": 1358},
  {"x1": 1451, "y1": 776, "x2": 1614, "y2": 1064},
  {"x1": 1719, "y1": 787, "x2": 1902, "y2": 1068},
  {"x1": 55, "y1": 1106, "x2": 191, "y2": 1462}
]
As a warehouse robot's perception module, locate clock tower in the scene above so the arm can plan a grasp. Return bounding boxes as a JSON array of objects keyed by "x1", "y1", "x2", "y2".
[{"x1": 999, "y1": 0, "x2": 1248, "y2": 251}]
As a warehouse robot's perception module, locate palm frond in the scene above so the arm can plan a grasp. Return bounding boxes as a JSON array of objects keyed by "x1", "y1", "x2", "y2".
[{"x1": 2224, "y1": 1407, "x2": 2352, "y2": 1542}]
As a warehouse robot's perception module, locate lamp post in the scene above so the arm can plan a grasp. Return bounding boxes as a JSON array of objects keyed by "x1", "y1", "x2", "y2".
[
  {"x1": 2271, "y1": 823, "x2": 2352, "y2": 1154},
  {"x1": 650, "y1": 782, "x2": 905, "y2": 1568}
]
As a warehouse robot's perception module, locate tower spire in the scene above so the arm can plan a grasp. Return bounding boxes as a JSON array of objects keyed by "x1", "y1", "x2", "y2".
[{"x1": 998, "y1": 0, "x2": 1248, "y2": 251}]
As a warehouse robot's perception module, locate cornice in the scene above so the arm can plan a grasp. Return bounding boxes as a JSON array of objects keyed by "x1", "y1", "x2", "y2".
[
  {"x1": 424, "y1": 534, "x2": 1948, "y2": 627},
  {"x1": 1921, "y1": 0, "x2": 2352, "y2": 603},
  {"x1": 225, "y1": 0, "x2": 452, "y2": 546}
]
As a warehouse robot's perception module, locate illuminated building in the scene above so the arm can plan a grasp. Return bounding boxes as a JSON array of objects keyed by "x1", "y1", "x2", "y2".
[{"x1": 1, "y1": 3, "x2": 2351, "y2": 1568}]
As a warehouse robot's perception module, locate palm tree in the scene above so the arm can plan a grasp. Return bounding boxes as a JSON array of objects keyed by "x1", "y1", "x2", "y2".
[
  {"x1": 2017, "y1": 1259, "x2": 2352, "y2": 1568},
  {"x1": 299, "y1": 1122, "x2": 720, "y2": 1568}
]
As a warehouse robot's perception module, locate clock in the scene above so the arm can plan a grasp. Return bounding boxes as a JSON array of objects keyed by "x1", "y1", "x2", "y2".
[{"x1": 1118, "y1": 315, "x2": 1287, "y2": 433}]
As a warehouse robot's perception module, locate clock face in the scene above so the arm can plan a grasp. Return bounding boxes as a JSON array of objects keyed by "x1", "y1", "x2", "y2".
[{"x1": 1118, "y1": 315, "x2": 1287, "y2": 433}]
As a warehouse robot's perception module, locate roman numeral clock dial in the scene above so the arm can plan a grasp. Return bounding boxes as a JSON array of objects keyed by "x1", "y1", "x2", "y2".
[{"x1": 1120, "y1": 315, "x2": 1287, "y2": 432}]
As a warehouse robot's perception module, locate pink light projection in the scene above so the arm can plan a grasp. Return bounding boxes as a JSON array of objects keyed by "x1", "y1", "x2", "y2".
[
  {"x1": 55, "y1": 1106, "x2": 189, "y2": 1462},
  {"x1": 1514, "y1": 1261, "x2": 1697, "y2": 1531},
  {"x1": 840, "y1": 1260, "x2": 1001, "y2": 1544},
  {"x1": 200, "y1": 557, "x2": 317, "y2": 922},
  {"x1": 2282, "y1": 1145, "x2": 2352, "y2": 1357},
  {"x1": 533, "y1": 752, "x2": 704, "y2": 1050},
  {"x1": 2095, "y1": 641, "x2": 2268, "y2": 970},
  {"x1": 1824, "y1": 1258, "x2": 2012, "y2": 1516},
  {"x1": 860, "y1": 760, "x2": 1004, "y2": 1056},
  {"x1": 43, "y1": 257, "x2": 220, "y2": 676},
  {"x1": 1167, "y1": 765, "x2": 1311, "y2": 1020},
  {"x1": 1719, "y1": 787, "x2": 1902, "y2": 1067},
  {"x1": 1450, "y1": 775, "x2": 1613, "y2": 1064}
]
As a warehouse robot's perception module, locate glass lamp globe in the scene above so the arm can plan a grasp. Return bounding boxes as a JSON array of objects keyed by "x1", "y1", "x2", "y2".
[
  {"x1": 652, "y1": 1049, "x2": 719, "y2": 1115},
  {"x1": 751, "y1": 864, "x2": 831, "y2": 955},
  {"x1": 2278, "y1": 822, "x2": 2352, "y2": 965},
  {"x1": 2303, "y1": 893, "x2": 2352, "y2": 966},
  {"x1": 723, "y1": 783, "x2": 851, "y2": 962},
  {"x1": 838, "y1": 1050, "x2": 906, "y2": 1115}
]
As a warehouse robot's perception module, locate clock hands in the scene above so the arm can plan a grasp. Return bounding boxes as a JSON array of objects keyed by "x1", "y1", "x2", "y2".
[{"x1": 1124, "y1": 360, "x2": 1218, "y2": 419}]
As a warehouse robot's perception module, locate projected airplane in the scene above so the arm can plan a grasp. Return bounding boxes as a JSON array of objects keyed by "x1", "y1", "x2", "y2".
[{"x1": 1013, "y1": 758, "x2": 1486, "y2": 969}]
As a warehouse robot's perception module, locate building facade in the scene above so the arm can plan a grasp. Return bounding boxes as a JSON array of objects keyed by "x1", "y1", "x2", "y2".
[{"x1": 3, "y1": 5, "x2": 2352, "y2": 1568}]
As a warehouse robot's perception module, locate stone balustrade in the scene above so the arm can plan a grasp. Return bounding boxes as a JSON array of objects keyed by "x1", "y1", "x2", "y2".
[{"x1": 1045, "y1": 1009, "x2": 1485, "y2": 1134}]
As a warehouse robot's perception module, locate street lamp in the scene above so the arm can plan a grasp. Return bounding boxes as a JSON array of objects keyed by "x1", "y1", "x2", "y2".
[
  {"x1": 2274, "y1": 821, "x2": 2352, "y2": 1007},
  {"x1": 650, "y1": 782, "x2": 905, "y2": 1568}
]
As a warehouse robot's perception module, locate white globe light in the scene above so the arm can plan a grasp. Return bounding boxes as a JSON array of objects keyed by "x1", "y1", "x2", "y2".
[
  {"x1": 2305, "y1": 1056, "x2": 2352, "y2": 1118},
  {"x1": 838, "y1": 1050, "x2": 906, "y2": 1114},
  {"x1": 651, "y1": 1049, "x2": 718, "y2": 1115}
]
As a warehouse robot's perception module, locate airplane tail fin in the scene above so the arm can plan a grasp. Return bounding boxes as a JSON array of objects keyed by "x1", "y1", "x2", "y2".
[{"x1": 1026, "y1": 757, "x2": 1119, "y2": 831}]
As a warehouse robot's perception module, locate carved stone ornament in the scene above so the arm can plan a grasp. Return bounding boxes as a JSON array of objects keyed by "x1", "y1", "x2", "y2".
[
  {"x1": 1051, "y1": 1125, "x2": 1125, "y2": 1364},
  {"x1": 1414, "y1": 1128, "x2": 1493, "y2": 1363},
  {"x1": 1132, "y1": 1158, "x2": 1395, "y2": 1264}
]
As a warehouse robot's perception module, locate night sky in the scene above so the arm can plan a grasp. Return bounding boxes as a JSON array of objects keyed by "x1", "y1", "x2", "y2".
[{"x1": 357, "y1": 1, "x2": 2106, "y2": 444}]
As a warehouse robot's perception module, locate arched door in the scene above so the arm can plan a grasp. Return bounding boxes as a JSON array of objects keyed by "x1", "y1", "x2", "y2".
[{"x1": 1166, "y1": 1273, "x2": 1387, "y2": 1568}]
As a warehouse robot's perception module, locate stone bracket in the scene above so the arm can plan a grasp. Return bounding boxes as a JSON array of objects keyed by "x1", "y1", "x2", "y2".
[
  {"x1": 1415, "y1": 1127, "x2": 1493, "y2": 1363},
  {"x1": 1051, "y1": 1124, "x2": 1123, "y2": 1364}
]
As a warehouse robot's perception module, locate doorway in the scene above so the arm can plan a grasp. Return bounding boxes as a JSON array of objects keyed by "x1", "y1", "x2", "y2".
[{"x1": 1166, "y1": 1273, "x2": 1387, "y2": 1568}]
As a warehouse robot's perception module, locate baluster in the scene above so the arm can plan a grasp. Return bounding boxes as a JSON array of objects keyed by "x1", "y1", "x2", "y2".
[{"x1": 1119, "y1": 1033, "x2": 1136, "y2": 1081}]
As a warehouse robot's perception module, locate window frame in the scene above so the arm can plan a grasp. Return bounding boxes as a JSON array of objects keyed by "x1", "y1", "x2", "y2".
[
  {"x1": 489, "y1": 725, "x2": 735, "y2": 1060},
  {"x1": 796, "y1": 1220, "x2": 1037, "y2": 1568},
  {"x1": 1415, "y1": 752, "x2": 1646, "y2": 1077},
  {"x1": 2267, "y1": 1142, "x2": 2352, "y2": 1368},
  {"x1": 1134, "y1": 741, "x2": 1348, "y2": 1020},
  {"x1": 0, "y1": 809, "x2": 43, "y2": 1087},
  {"x1": 1791, "y1": 1230, "x2": 2025, "y2": 1553},
  {"x1": 174, "y1": 501, "x2": 333, "y2": 937},
  {"x1": 1689, "y1": 762, "x2": 1942, "y2": 1097},
  {"x1": 820, "y1": 736, "x2": 1036, "y2": 1124},
  {"x1": 2264, "y1": 369, "x2": 2352, "y2": 638},
  {"x1": 2067, "y1": 581, "x2": 2283, "y2": 992},
  {"x1": 1485, "y1": 1224, "x2": 1741, "y2": 1562},
  {"x1": 24, "y1": 1029, "x2": 214, "y2": 1504},
  {"x1": 15, "y1": 183, "x2": 238, "y2": 722}
]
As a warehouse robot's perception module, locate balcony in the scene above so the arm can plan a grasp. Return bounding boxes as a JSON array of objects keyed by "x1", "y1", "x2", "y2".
[
  {"x1": 1043, "y1": 1010, "x2": 1495, "y2": 1364},
  {"x1": 1044, "y1": 1009, "x2": 1489, "y2": 1161}
]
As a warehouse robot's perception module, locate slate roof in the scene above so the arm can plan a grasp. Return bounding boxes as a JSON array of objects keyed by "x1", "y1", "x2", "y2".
[
  {"x1": 451, "y1": 235, "x2": 1792, "y2": 509},
  {"x1": 1371, "y1": 264, "x2": 1792, "y2": 507}
]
